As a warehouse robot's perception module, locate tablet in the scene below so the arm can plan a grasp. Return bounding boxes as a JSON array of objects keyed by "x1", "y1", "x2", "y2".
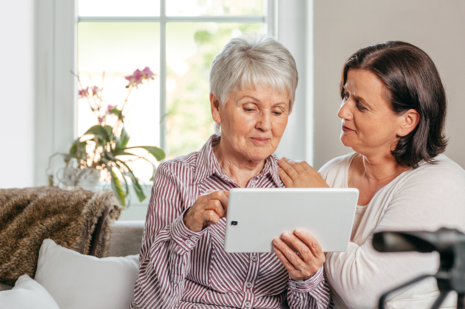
[{"x1": 224, "y1": 188, "x2": 359, "y2": 253}]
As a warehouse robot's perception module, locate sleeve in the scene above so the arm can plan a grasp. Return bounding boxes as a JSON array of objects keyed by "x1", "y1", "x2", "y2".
[
  {"x1": 132, "y1": 163, "x2": 206, "y2": 309},
  {"x1": 324, "y1": 164, "x2": 465, "y2": 308},
  {"x1": 286, "y1": 267, "x2": 332, "y2": 309}
]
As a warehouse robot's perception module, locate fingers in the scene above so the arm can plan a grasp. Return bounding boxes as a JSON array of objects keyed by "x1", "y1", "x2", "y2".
[
  {"x1": 278, "y1": 158, "x2": 299, "y2": 179},
  {"x1": 209, "y1": 190, "x2": 229, "y2": 217},
  {"x1": 273, "y1": 237, "x2": 301, "y2": 271},
  {"x1": 273, "y1": 231, "x2": 325, "y2": 280},
  {"x1": 201, "y1": 209, "x2": 221, "y2": 226},
  {"x1": 280, "y1": 232, "x2": 316, "y2": 265},
  {"x1": 273, "y1": 243, "x2": 297, "y2": 273},
  {"x1": 293, "y1": 229, "x2": 325, "y2": 263},
  {"x1": 278, "y1": 167, "x2": 294, "y2": 187},
  {"x1": 289, "y1": 160, "x2": 307, "y2": 174},
  {"x1": 299, "y1": 160, "x2": 316, "y2": 172}
]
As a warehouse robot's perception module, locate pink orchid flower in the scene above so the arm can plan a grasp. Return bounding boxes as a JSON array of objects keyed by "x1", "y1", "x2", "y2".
[
  {"x1": 78, "y1": 87, "x2": 89, "y2": 98},
  {"x1": 125, "y1": 67, "x2": 155, "y2": 87},
  {"x1": 107, "y1": 105, "x2": 117, "y2": 112},
  {"x1": 91, "y1": 86, "x2": 101, "y2": 96},
  {"x1": 142, "y1": 66, "x2": 155, "y2": 80}
]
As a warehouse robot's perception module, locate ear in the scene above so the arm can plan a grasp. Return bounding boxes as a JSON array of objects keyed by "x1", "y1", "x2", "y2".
[
  {"x1": 397, "y1": 109, "x2": 420, "y2": 137},
  {"x1": 210, "y1": 93, "x2": 222, "y2": 124}
]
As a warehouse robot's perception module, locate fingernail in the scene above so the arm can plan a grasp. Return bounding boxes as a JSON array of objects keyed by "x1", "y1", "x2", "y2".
[
  {"x1": 283, "y1": 232, "x2": 290, "y2": 237},
  {"x1": 273, "y1": 238, "x2": 279, "y2": 245},
  {"x1": 295, "y1": 229, "x2": 301, "y2": 234}
]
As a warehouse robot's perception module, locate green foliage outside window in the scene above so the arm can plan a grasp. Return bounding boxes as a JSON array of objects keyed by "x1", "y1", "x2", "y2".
[{"x1": 166, "y1": 23, "x2": 264, "y2": 159}]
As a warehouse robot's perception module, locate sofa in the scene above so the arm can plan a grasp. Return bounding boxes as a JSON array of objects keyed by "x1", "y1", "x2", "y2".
[{"x1": 0, "y1": 220, "x2": 145, "y2": 308}]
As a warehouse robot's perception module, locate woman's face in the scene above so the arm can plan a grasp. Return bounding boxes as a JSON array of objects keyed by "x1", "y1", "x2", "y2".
[
  {"x1": 211, "y1": 84, "x2": 290, "y2": 162},
  {"x1": 338, "y1": 69, "x2": 407, "y2": 157}
]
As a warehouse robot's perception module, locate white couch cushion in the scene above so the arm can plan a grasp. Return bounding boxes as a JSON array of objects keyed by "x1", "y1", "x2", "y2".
[
  {"x1": 35, "y1": 239, "x2": 139, "y2": 309},
  {"x1": 0, "y1": 274, "x2": 60, "y2": 309}
]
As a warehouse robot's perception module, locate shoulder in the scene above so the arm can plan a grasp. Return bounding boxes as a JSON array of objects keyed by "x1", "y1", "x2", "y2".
[
  {"x1": 403, "y1": 154, "x2": 465, "y2": 186},
  {"x1": 155, "y1": 151, "x2": 199, "y2": 182},
  {"x1": 383, "y1": 155, "x2": 465, "y2": 231}
]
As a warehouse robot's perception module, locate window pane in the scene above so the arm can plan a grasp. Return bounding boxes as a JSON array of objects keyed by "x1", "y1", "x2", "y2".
[
  {"x1": 165, "y1": 22, "x2": 265, "y2": 159},
  {"x1": 167, "y1": 0, "x2": 264, "y2": 16},
  {"x1": 78, "y1": 0, "x2": 160, "y2": 17},
  {"x1": 77, "y1": 22, "x2": 160, "y2": 181}
]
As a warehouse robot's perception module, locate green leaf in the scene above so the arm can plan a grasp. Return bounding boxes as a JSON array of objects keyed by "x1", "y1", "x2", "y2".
[
  {"x1": 116, "y1": 126, "x2": 130, "y2": 150},
  {"x1": 113, "y1": 149, "x2": 134, "y2": 157},
  {"x1": 69, "y1": 138, "x2": 88, "y2": 161},
  {"x1": 103, "y1": 149, "x2": 117, "y2": 161},
  {"x1": 115, "y1": 164, "x2": 130, "y2": 197},
  {"x1": 126, "y1": 146, "x2": 165, "y2": 161},
  {"x1": 83, "y1": 125, "x2": 109, "y2": 143},
  {"x1": 109, "y1": 168, "x2": 126, "y2": 207},
  {"x1": 117, "y1": 160, "x2": 146, "y2": 202},
  {"x1": 104, "y1": 125, "x2": 114, "y2": 141},
  {"x1": 69, "y1": 138, "x2": 80, "y2": 155},
  {"x1": 113, "y1": 150, "x2": 157, "y2": 181},
  {"x1": 109, "y1": 108, "x2": 122, "y2": 117}
]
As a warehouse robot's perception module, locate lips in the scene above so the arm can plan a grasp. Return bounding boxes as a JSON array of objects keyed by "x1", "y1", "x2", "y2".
[
  {"x1": 250, "y1": 137, "x2": 271, "y2": 145},
  {"x1": 342, "y1": 125, "x2": 355, "y2": 133}
]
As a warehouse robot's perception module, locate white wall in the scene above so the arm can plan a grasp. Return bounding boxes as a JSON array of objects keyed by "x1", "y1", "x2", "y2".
[
  {"x1": 0, "y1": 0, "x2": 35, "y2": 188},
  {"x1": 313, "y1": 0, "x2": 465, "y2": 170},
  {"x1": 2, "y1": 1, "x2": 465, "y2": 189},
  {"x1": 275, "y1": 0, "x2": 313, "y2": 163}
]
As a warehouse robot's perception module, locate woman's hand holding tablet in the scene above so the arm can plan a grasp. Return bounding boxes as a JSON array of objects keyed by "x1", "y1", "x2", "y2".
[
  {"x1": 184, "y1": 190, "x2": 229, "y2": 232},
  {"x1": 272, "y1": 229, "x2": 325, "y2": 280}
]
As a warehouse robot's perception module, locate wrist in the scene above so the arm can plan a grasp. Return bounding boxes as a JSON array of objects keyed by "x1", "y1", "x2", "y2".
[
  {"x1": 288, "y1": 267, "x2": 324, "y2": 292},
  {"x1": 183, "y1": 207, "x2": 200, "y2": 232}
]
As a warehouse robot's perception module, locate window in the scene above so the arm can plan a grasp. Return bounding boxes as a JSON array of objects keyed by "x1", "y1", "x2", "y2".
[
  {"x1": 36, "y1": 1, "x2": 310, "y2": 221},
  {"x1": 77, "y1": 0, "x2": 275, "y2": 184}
]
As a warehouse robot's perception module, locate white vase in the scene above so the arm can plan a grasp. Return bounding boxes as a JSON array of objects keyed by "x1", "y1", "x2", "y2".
[{"x1": 77, "y1": 168, "x2": 101, "y2": 192}]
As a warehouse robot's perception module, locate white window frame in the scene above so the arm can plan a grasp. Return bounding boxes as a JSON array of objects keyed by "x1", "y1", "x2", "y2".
[
  {"x1": 34, "y1": 0, "x2": 313, "y2": 212},
  {"x1": 77, "y1": 0, "x2": 277, "y2": 152}
]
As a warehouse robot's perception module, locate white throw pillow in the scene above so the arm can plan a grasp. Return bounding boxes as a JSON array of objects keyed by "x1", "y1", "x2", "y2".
[
  {"x1": 0, "y1": 274, "x2": 60, "y2": 309},
  {"x1": 35, "y1": 238, "x2": 139, "y2": 309}
]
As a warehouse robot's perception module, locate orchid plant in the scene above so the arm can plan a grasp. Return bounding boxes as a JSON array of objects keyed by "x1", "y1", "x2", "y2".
[{"x1": 70, "y1": 67, "x2": 165, "y2": 207}]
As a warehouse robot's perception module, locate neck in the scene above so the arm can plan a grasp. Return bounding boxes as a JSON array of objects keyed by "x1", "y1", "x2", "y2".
[
  {"x1": 357, "y1": 152, "x2": 409, "y2": 184},
  {"x1": 213, "y1": 139, "x2": 265, "y2": 188}
]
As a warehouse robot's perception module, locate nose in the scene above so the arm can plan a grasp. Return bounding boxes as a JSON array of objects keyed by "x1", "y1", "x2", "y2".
[
  {"x1": 256, "y1": 111, "x2": 272, "y2": 132},
  {"x1": 338, "y1": 99, "x2": 353, "y2": 120}
]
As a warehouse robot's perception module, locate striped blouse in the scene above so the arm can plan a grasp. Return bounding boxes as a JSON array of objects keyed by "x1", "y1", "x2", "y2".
[{"x1": 131, "y1": 134, "x2": 331, "y2": 309}]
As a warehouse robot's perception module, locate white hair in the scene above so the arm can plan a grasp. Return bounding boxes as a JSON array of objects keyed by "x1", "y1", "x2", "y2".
[{"x1": 209, "y1": 34, "x2": 298, "y2": 132}]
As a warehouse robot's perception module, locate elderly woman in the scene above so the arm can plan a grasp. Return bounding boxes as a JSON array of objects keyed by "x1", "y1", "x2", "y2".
[
  {"x1": 278, "y1": 41, "x2": 465, "y2": 308},
  {"x1": 131, "y1": 35, "x2": 330, "y2": 309}
]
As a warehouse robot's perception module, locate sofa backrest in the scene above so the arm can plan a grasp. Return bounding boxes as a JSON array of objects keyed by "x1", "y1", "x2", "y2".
[{"x1": 108, "y1": 221, "x2": 145, "y2": 257}]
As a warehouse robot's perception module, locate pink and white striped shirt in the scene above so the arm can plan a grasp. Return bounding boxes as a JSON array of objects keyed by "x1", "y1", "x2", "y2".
[{"x1": 131, "y1": 135, "x2": 331, "y2": 309}]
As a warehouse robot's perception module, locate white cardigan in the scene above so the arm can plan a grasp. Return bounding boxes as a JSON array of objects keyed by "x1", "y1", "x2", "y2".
[{"x1": 320, "y1": 153, "x2": 465, "y2": 309}]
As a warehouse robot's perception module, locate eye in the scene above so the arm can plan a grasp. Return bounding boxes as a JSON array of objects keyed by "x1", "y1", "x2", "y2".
[
  {"x1": 342, "y1": 91, "x2": 350, "y2": 102},
  {"x1": 356, "y1": 100, "x2": 367, "y2": 111},
  {"x1": 273, "y1": 111, "x2": 282, "y2": 116},
  {"x1": 243, "y1": 104, "x2": 257, "y2": 113}
]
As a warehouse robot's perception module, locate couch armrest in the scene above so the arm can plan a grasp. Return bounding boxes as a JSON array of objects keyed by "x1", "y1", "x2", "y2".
[{"x1": 108, "y1": 221, "x2": 145, "y2": 257}]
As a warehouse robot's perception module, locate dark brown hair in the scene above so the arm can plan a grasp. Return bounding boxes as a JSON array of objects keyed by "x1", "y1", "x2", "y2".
[{"x1": 341, "y1": 41, "x2": 447, "y2": 168}]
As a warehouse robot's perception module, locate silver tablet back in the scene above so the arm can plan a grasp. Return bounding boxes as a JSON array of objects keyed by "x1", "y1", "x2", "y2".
[{"x1": 224, "y1": 188, "x2": 359, "y2": 253}]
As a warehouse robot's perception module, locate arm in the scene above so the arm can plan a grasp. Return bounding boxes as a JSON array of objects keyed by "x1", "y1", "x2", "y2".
[
  {"x1": 133, "y1": 164, "x2": 229, "y2": 309},
  {"x1": 133, "y1": 163, "x2": 202, "y2": 308},
  {"x1": 325, "y1": 168, "x2": 465, "y2": 308}
]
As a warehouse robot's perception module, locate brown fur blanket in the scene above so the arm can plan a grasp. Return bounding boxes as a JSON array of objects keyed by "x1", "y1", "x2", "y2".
[{"x1": 0, "y1": 186, "x2": 122, "y2": 286}]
